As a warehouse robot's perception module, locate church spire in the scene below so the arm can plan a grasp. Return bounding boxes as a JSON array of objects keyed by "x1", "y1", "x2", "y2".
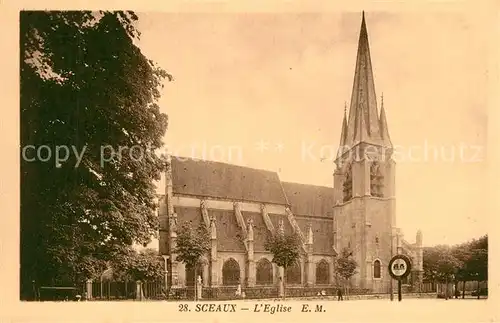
[{"x1": 343, "y1": 12, "x2": 385, "y2": 148}]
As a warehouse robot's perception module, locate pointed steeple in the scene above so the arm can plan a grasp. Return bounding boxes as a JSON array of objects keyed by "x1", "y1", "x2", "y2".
[
  {"x1": 343, "y1": 12, "x2": 385, "y2": 148},
  {"x1": 338, "y1": 102, "x2": 348, "y2": 149},
  {"x1": 379, "y1": 93, "x2": 393, "y2": 147}
]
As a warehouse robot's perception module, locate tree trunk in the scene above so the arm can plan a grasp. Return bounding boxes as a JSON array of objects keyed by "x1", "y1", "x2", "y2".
[
  {"x1": 194, "y1": 264, "x2": 198, "y2": 301},
  {"x1": 345, "y1": 278, "x2": 349, "y2": 300},
  {"x1": 283, "y1": 265, "x2": 287, "y2": 300},
  {"x1": 454, "y1": 281, "x2": 459, "y2": 298},
  {"x1": 462, "y1": 281, "x2": 465, "y2": 299},
  {"x1": 477, "y1": 280, "x2": 480, "y2": 299},
  {"x1": 445, "y1": 277, "x2": 448, "y2": 300}
]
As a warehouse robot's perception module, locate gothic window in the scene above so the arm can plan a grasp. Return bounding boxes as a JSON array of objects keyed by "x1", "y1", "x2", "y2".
[
  {"x1": 222, "y1": 258, "x2": 240, "y2": 286},
  {"x1": 343, "y1": 163, "x2": 353, "y2": 202},
  {"x1": 316, "y1": 260, "x2": 330, "y2": 285},
  {"x1": 185, "y1": 266, "x2": 203, "y2": 286},
  {"x1": 373, "y1": 260, "x2": 381, "y2": 279},
  {"x1": 375, "y1": 236, "x2": 379, "y2": 244},
  {"x1": 285, "y1": 260, "x2": 302, "y2": 285},
  {"x1": 370, "y1": 162, "x2": 385, "y2": 197},
  {"x1": 256, "y1": 258, "x2": 273, "y2": 285}
]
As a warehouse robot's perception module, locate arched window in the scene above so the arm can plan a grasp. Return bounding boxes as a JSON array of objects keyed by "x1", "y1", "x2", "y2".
[
  {"x1": 373, "y1": 259, "x2": 381, "y2": 279},
  {"x1": 285, "y1": 261, "x2": 301, "y2": 285},
  {"x1": 316, "y1": 260, "x2": 330, "y2": 285},
  {"x1": 222, "y1": 258, "x2": 240, "y2": 286},
  {"x1": 256, "y1": 258, "x2": 273, "y2": 285},
  {"x1": 185, "y1": 266, "x2": 203, "y2": 286},
  {"x1": 370, "y1": 162, "x2": 385, "y2": 197},
  {"x1": 343, "y1": 164, "x2": 353, "y2": 202}
]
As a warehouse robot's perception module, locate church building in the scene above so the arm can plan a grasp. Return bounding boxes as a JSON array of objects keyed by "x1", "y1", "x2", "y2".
[{"x1": 157, "y1": 12, "x2": 423, "y2": 294}]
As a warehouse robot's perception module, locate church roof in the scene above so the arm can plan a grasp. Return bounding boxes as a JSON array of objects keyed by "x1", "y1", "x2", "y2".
[
  {"x1": 170, "y1": 157, "x2": 288, "y2": 205},
  {"x1": 281, "y1": 182, "x2": 334, "y2": 218},
  {"x1": 295, "y1": 217, "x2": 335, "y2": 255}
]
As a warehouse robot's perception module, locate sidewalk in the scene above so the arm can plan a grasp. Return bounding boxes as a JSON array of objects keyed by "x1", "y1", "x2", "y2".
[{"x1": 252, "y1": 292, "x2": 439, "y2": 302}]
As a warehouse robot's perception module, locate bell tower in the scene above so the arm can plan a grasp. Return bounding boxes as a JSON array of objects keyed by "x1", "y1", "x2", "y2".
[{"x1": 332, "y1": 12, "x2": 397, "y2": 292}]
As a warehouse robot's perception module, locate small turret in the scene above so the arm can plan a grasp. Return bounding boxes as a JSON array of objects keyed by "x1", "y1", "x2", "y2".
[
  {"x1": 210, "y1": 216, "x2": 217, "y2": 239},
  {"x1": 379, "y1": 93, "x2": 393, "y2": 147},
  {"x1": 247, "y1": 218, "x2": 254, "y2": 242},
  {"x1": 277, "y1": 219, "x2": 285, "y2": 236},
  {"x1": 416, "y1": 229, "x2": 423, "y2": 247},
  {"x1": 307, "y1": 223, "x2": 313, "y2": 245}
]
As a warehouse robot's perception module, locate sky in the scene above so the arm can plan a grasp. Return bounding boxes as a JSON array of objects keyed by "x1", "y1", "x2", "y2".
[{"x1": 135, "y1": 11, "x2": 489, "y2": 247}]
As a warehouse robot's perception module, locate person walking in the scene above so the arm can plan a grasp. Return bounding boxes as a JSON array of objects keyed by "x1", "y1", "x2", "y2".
[{"x1": 337, "y1": 288, "x2": 343, "y2": 301}]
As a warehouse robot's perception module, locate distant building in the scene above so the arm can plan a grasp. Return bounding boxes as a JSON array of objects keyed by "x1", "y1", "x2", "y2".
[{"x1": 157, "y1": 12, "x2": 423, "y2": 293}]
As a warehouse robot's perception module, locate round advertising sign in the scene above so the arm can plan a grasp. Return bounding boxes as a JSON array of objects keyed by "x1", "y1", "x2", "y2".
[{"x1": 388, "y1": 254, "x2": 412, "y2": 280}]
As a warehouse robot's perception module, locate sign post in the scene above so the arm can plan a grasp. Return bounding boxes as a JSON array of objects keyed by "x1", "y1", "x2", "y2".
[{"x1": 388, "y1": 254, "x2": 412, "y2": 302}]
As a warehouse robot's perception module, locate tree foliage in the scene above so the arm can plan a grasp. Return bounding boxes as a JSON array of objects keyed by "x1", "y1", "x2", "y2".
[
  {"x1": 335, "y1": 248, "x2": 358, "y2": 283},
  {"x1": 174, "y1": 222, "x2": 211, "y2": 271},
  {"x1": 20, "y1": 11, "x2": 170, "y2": 298},
  {"x1": 423, "y1": 245, "x2": 463, "y2": 283},
  {"x1": 264, "y1": 229, "x2": 302, "y2": 270},
  {"x1": 423, "y1": 235, "x2": 488, "y2": 285},
  {"x1": 466, "y1": 236, "x2": 488, "y2": 282},
  {"x1": 111, "y1": 248, "x2": 165, "y2": 282}
]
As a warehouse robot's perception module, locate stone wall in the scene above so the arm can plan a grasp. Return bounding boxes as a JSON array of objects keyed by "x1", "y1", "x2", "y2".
[
  {"x1": 333, "y1": 195, "x2": 394, "y2": 291},
  {"x1": 363, "y1": 198, "x2": 393, "y2": 292}
]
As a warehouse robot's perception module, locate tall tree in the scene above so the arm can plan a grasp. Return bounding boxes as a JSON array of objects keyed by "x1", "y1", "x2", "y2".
[
  {"x1": 423, "y1": 245, "x2": 461, "y2": 298},
  {"x1": 20, "y1": 11, "x2": 171, "y2": 299},
  {"x1": 174, "y1": 221, "x2": 211, "y2": 300},
  {"x1": 451, "y1": 243, "x2": 472, "y2": 298},
  {"x1": 423, "y1": 235, "x2": 488, "y2": 299},
  {"x1": 423, "y1": 247, "x2": 441, "y2": 284},
  {"x1": 265, "y1": 226, "x2": 302, "y2": 299},
  {"x1": 436, "y1": 248, "x2": 462, "y2": 299},
  {"x1": 335, "y1": 248, "x2": 358, "y2": 298}
]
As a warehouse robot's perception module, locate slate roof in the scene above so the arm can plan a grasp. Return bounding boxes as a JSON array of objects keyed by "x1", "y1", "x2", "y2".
[
  {"x1": 268, "y1": 214, "x2": 294, "y2": 235},
  {"x1": 296, "y1": 217, "x2": 335, "y2": 255},
  {"x1": 169, "y1": 159, "x2": 337, "y2": 255},
  {"x1": 209, "y1": 209, "x2": 246, "y2": 252},
  {"x1": 171, "y1": 157, "x2": 288, "y2": 205},
  {"x1": 174, "y1": 206, "x2": 202, "y2": 226},
  {"x1": 281, "y1": 182, "x2": 334, "y2": 218},
  {"x1": 242, "y1": 212, "x2": 271, "y2": 252}
]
